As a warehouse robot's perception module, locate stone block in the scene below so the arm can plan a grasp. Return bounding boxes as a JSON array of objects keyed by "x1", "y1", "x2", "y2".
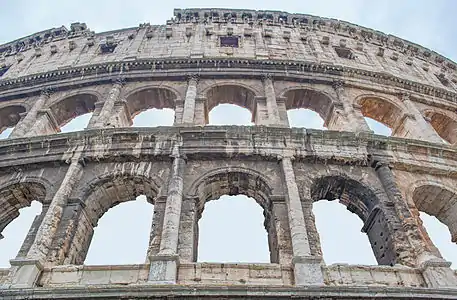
[
  {"x1": 292, "y1": 256, "x2": 324, "y2": 286},
  {"x1": 148, "y1": 254, "x2": 179, "y2": 284}
]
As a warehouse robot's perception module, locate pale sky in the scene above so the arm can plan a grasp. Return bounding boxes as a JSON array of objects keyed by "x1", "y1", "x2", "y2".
[{"x1": 0, "y1": 0, "x2": 456, "y2": 269}]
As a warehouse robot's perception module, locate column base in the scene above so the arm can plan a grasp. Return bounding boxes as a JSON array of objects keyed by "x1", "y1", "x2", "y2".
[
  {"x1": 8, "y1": 258, "x2": 43, "y2": 288},
  {"x1": 148, "y1": 254, "x2": 179, "y2": 284},
  {"x1": 292, "y1": 256, "x2": 324, "y2": 286},
  {"x1": 420, "y1": 258, "x2": 457, "y2": 288}
]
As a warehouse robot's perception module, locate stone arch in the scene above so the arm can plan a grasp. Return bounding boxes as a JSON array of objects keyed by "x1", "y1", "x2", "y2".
[
  {"x1": 281, "y1": 87, "x2": 335, "y2": 121},
  {"x1": 188, "y1": 166, "x2": 274, "y2": 211},
  {"x1": 186, "y1": 166, "x2": 278, "y2": 263},
  {"x1": 203, "y1": 83, "x2": 258, "y2": 118},
  {"x1": 49, "y1": 92, "x2": 99, "y2": 128},
  {"x1": 310, "y1": 175, "x2": 396, "y2": 266},
  {"x1": 0, "y1": 104, "x2": 27, "y2": 134},
  {"x1": 356, "y1": 94, "x2": 405, "y2": 130},
  {"x1": 410, "y1": 181, "x2": 457, "y2": 243},
  {"x1": 64, "y1": 171, "x2": 164, "y2": 265},
  {"x1": 0, "y1": 178, "x2": 50, "y2": 239},
  {"x1": 422, "y1": 109, "x2": 457, "y2": 144},
  {"x1": 125, "y1": 86, "x2": 178, "y2": 118}
]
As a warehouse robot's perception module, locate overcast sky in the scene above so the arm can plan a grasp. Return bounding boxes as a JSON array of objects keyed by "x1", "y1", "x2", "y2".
[{"x1": 1, "y1": 0, "x2": 456, "y2": 269}]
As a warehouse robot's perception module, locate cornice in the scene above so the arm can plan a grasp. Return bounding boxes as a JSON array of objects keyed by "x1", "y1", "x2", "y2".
[
  {"x1": 1, "y1": 282, "x2": 457, "y2": 299},
  {"x1": 0, "y1": 58, "x2": 456, "y2": 104},
  {"x1": 0, "y1": 127, "x2": 455, "y2": 178}
]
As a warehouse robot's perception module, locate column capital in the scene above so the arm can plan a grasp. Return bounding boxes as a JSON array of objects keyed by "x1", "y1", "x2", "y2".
[
  {"x1": 331, "y1": 80, "x2": 345, "y2": 93},
  {"x1": 187, "y1": 73, "x2": 200, "y2": 84},
  {"x1": 111, "y1": 76, "x2": 126, "y2": 86},
  {"x1": 40, "y1": 87, "x2": 54, "y2": 97},
  {"x1": 398, "y1": 91, "x2": 412, "y2": 102},
  {"x1": 261, "y1": 73, "x2": 273, "y2": 81}
]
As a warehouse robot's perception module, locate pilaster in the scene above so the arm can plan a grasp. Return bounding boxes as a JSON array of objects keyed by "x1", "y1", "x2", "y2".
[
  {"x1": 262, "y1": 74, "x2": 281, "y2": 126},
  {"x1": 181, "y1": 74, "x2": 199, "y2": 125},
  {"x1": 28, "y1": 109, "x2": 60, "y2": 136},
  {"x1": 10, "y1": 88, "x2": 51, "y2": 138},
  {"x1": 26, "y1": 154, "x2": 85, "y2": 263},
  {"x1": 372, "y1": 159, "x2": 444, "y2": 268},
  {"x1": 148, "y1": 143, "x2": 185, "y2": 284},
  {"x1": 280, "y1": 156, "x2": 324, "y2": 286},
  {"x1": 330, "y1": 81, "x2": 371, "y2": 133},
  {"x1": 395, "y1": 93, "x2": 443, "y2": 143},
  {"x1": 88, "y1": 77, "x2": 126, "y2": 129}
]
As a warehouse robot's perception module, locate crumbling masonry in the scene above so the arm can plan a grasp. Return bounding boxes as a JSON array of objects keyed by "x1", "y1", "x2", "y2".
[{"x1": 1, "y1": 7, "x2": 457, "y2": 299}]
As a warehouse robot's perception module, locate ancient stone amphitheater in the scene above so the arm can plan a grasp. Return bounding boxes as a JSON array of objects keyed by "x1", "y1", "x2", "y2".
[{"x1": 0, "y1": 7, "x2": 457, "y2": 299}]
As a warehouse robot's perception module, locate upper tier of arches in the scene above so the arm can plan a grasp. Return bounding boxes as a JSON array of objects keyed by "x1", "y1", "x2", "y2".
[
  {"x1": 0, "y1": 77, "x2": 454, "y2": 146},
  {"x1": 1, "y1": 7, "x2": 456, "y2": 100}
]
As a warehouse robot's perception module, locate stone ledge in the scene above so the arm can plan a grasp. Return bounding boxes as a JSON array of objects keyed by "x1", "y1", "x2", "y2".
[{"x1": 2, "y1": 284, "x2": 457, "y2": 299}]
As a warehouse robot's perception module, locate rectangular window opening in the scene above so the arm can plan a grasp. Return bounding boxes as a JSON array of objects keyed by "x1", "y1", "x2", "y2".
[{"x1": 220, "y1": 36, "x2": 239, "y2": 48}]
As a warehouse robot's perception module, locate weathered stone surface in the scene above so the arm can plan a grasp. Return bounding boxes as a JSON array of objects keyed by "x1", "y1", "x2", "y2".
[{"x1": 0, "y1": 6, "x2": 457, "y2": 300}]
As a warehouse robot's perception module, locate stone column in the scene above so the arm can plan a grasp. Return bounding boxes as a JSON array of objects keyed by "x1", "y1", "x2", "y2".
[
  {"x1": 280, "y1": 157, "x2": 324, "y2": 286},
  {"x1": 147, "y1": 196, "x2": 167, "y2": 259},
  {"x1": 372, "y1": 159, "x2": 457, "y2": 286},
  {"x1": 10, "y1": 89, "x2": 51, "y2": 138},
  {"x1": 393, "y1": 93, "x2": 442, "y2": 143},
  {"x1": 149, "y1": 145, "x2": 185, "y2": 284},
  {"x1": 88, "y1": 78, "x2": 125, "y2": 129},
  {"x1": 181, "y1": 74, "x2": 199, "y2": 125},
  {"x1": 9, "y1": 152, "x2": 84, "y2": 287},
  {"x1": 177, "y1": 196, "x2": 199, "y2": 262},
  {"x1": 262, "y1": 74, "x2": 281, "y2": 126},
  {"x1": 329, "y1": 81, "x2": 371, "y2": 133}
]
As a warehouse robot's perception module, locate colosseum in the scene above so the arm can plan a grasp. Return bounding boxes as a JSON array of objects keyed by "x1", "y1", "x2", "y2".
[{"x1": 0, "y1": 6, "x2": 457, "y2": 299}]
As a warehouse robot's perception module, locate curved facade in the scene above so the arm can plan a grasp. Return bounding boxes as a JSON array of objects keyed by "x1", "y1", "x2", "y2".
[{"x1": 0, "y1": 7, "x2": 457, "y2": 299}]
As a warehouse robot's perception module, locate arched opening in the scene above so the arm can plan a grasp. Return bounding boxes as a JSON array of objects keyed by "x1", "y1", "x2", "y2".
[
  {"x1": 191, "y1": 170, "x2": 277, "y2": 263},
  {"x1": 0, "y1": 201, "x2": 42, "y2": 267},
  {"x1": 419, "y1": 212, "x2": 457, "y2": 267},
  {"x1": 208, "y1": 104, "x2": 253, "y2": 125},
  {"x1": 283, "y1": 89, "x2": 332, "y2": 129},
  {"x1": 310, "y1": 176, "x2": 395, "y2": 266},
  {"x1": 127, "y1": 88, "x2": 176, "y2": 127},
  {"x1": 50, "y1": 94, "x2": 97, "y2": 133},
  {"x1": 412, "y1": 184, "x2": 457, "y2": 266},
  {"x1": 205, "y1": 85, "x2": 255, "y2": 125},
  {"x1": 365, "y1": 117, "x2": 392, "y2": 136},
  {"x1": 0, "y1": 105, "x2": 26, "y2": 139},
  {"x1": 423, "y1": 111, "x2": 457, "y2": 144},
  {"x1": 287, "y1": 109, "x2": 326, "y2": 129},
  {"x1": 313, "y1": 200, "x2": 376, "y2": 265},
  {"x1": 84, "y1": 195, "x2": 154, "y2": 265},
  {"x1": 359, "y1": 97, "x2": 402, "y2": 136},
  {"x1": 198, "y1": 195, "x2": 269, "y2": 262},
  {"x1": 68, "y1": 173, "x2": 160, "y2": 265},
  {"x1": 0, "y1": 181, "x2": 47, "y2": 267}
]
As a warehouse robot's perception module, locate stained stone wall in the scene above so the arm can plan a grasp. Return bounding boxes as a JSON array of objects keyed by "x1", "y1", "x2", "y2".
[{"x1": 1, "y1": 7, "x2": 457, "y2": 300}]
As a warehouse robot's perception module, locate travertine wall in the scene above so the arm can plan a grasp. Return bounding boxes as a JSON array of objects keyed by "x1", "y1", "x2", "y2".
[{"x1": 1, "y1": 7, "x2": 457, "y2": 300}]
